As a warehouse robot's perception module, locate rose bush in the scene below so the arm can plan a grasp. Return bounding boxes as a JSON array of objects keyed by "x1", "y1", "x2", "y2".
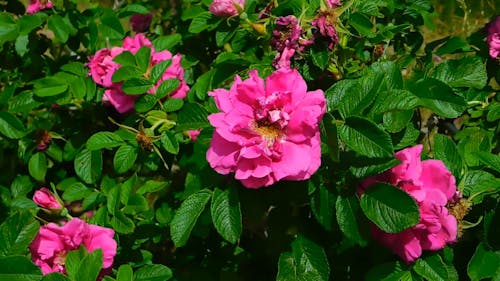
[{"x1": 0, "y1": 0, "x2": 499, "y2": 280}]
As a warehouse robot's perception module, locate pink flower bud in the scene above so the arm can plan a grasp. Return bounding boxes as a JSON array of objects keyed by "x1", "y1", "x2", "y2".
[
  {"x1": 130, "y1": 13, "x2": 153, "y2": 33},
  {"x1": 487, "y1": 16, "x2": 500, "y2": 59},
  {"x1": 26, "y1": 0, "x2": 53, "y2": 14},
  {"x1": 209, "y1": 0, "x2": 245, "y2": 17},
  {"x1": 33, "y1": 188, "x2": 62, "y2": 210}
]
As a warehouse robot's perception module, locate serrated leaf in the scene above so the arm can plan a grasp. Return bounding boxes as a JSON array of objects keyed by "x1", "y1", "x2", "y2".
[
  {"x1": 155, "y1": 79, "x2": 180, "y2": 99},
  {"x1": 338, "y1": 116, "x2": 393, "y2": 158},
  {"x1": 170, "y1": 189, "x2": 212, "y2": 247},
  {"x1": 211, "y1": 187, "x2": 242, "y2": 244},
  {"x1": 161, "y1": 131, "x2": 179, "y2": 154},
  {"x1": 134, "y1": 264, "x2": 173, "y2": 281},
  {"x1": 33, "y1": 77, "x2": 68, "y2": 97},
  {"x1": 134, "y1": 94, "x2": 158, "y2": 113},
  {"x1": 478, "y1": 152, "x2": 500, "y2": 174},
  {"x1": 163, "y1": 98, "x2": 184, "y2": 112},
  {"x1": 310, "y1": 182, "x2": 336, "y2": 231},
  {"x1": 113, "y1": 145, "x2": 138, "y2": 174},
  {"x1": 41, "y1": 273, "x2": 70, "y2": 281},
  {"x1": 0, "y1": 255, "x2": 43, "y2": 281},
  {"x1": 86, "y1": 132, "x2": 123, "y2": 150},
  {"x1": 112, "y1": 66, "x2": 143, "y2": 83},
  {"x1": 188, "y1": 12, "x2": 212, "y2": 33},
  {"x1": 371, "y1": 90, "x2": 420, "y2": 114},
  {"x1": 113, "y1": 51, "x2": 136, "y2": 67},
  {"x1": 48, "y1": 15, "x2": 70, "y2": 43},
  {"x1": 76, "y1": 249, "x2": 103, "y2": 281},
  {"x1": 136, "y1": 180, "x2": 169, "y2": 195},
  {"x1": 150, "y1": 60, "x2": 171, "y2": 84},
  {"x1": 0, "y1": 111, "x2": 27, "y2": 139},
  {"x1": 62, "y1": 182, "x2": 91, "y2": 202},
  {"x1": 431, "y1": 56, "x2": 487, "y2": 89},
  {"x1": 0, "y1": 211, "x2": 40, "y2": 256},
  {"x1": 414, "y1": 254, "x2": 449, "y2": 281},
  {"x1": 412, "y1": 78, "x2": 467, "y2": 118},
  {"x1": 28, "y1": 153, "x2": 47, "y2": 181},
  {"x1": 116, "y1": 264, "x2": 133, "y2": 281},
  {"x1": 433, "y1": 134, "x2": 463, "y2": 178},
  {"x1": 122, "y1": 78, "x2": 153, "y2": 95},
  {"x1": 336, "y1": 195, "x2": 366, "y2": 245},
  {"x1": 135, "y1": 46, "x2": 151, "y2": 73},
  {"x1": 153, "y1": 34, "x2": 182, "y2": 51},
  {"x1": 176, "y1": 102, "x2": 210, "y2": 131},
  {"x1": 360, "y1": 183, "x2": 420, "y2": 233},
  {"x1": 111, "y1": 211, "x2": 135, "y2": 234},
  {"x1": 468, "y1": 243, "x2": 500, "y2": 281},
  {"x1": 74, "y1": 148, "x2": 102, "y2": 184}
]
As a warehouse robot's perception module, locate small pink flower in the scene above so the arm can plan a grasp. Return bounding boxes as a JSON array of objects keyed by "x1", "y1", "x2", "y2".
[
  {"x1": 88, "y1": 47, "x2": 124, "y2": 87},
  {"x1": 130, "y1": 13, "x2": 153, "y2": 33},
  {"x1": 122, "y1": 33, "x2": 153, "y2": 54},
  {"x1": 187, "y1": 130, "x2": 201, "y2": 141},
  {"x1": 33, "y1": 188, "x2": 62, "y2": 210},
  {"x1": 209, "y1": 0, "x2": 245, "y2": 17},
  {"x1": 29, "y1": 218, "x2": 117, "y2": 275},
  {"x1": 206, "y1": 68, "x2": 326, "y2": 188},
  {"x1": 359, "y1": 145, "x2": 458, "y2": 263},
  {"x1": 325, "y1": 0, "x2": 341, "y2": 8},
  {"x1": 487, "y1": 16, "x2": 500, "y2": 58},
  {"x1": 26, "y1": 0, "x2": 53, "y2": 14}
]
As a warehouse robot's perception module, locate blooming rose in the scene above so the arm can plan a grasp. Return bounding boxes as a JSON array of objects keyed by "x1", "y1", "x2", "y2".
[
  {"x1": 88, "y1": 47, "x2": 124, "y2": 87},
  {"x1": 359, "y1": 145, "x2": 458, "y2": 263},
  {"x1": 487, "y1": 16, "x2": 500, "y2": 58},
  {"x1": 209, "y1": 0, "x2": 245, "y2": 17},
  {"x1": 26, "y1": 0, "x2": 53, "y2": 14},
  {"x1": 29, "y1": 218, "x2": 116, "y2": 275},
  {"x1": 206, "y1": 68, "x2": 326, "y2": 188},
  {"x1": 33, "y1": 188, "x2": 62, "y2": 210}
]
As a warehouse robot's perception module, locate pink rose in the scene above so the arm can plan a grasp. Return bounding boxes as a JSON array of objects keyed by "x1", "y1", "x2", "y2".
[
  {"x1": 359, "y1": 145, "x2": 458, "y2": 263},
  {"x1": 88, "y1": 47, "x2": 124, "y2": 87},
  {"x1": 122, "y1": 33, "x2": 153, "y2": 54},
  {"x1": 26, "y1": 0, "x2": 53, "y2": 14},
  {"x1": 33, "y1": 188, "x2": 62, "y2": 210},
  {"x1": 209, "y1": 0, "x2": 245, "y2": 17},
  {"x1": 206, "y1": 68, "x2": 326, "y2": 188},
  {"x1": 29, "y1": 218, "x2": 117, "y2": 275},
  {"x1": 487, "y1": 16, "x2": 500, "y2": 58},
  {"x1": 103, "y1": 86, "x2": 137, "y2": 114}
]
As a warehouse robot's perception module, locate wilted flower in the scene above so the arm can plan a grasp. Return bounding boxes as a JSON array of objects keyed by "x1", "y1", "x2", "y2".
[
  {"x1": 26, "y1": 0, "x2": 53, "y2": 14},
  {"x1": 29, "y1": 218, "x2": 117, "y2": 275},
  {"x1": 359, "y1": 145, "x2": 458, "y2": 263},
  {"x1": 33, "y1": 187, "x2": 62, "y2": 210},
  {"x1": 312, "y1": 12, "x2": 339, "y2": 50},
  {"x1": 209, "y1": 0, "x2": 245, "y2": 17},
  {"x1": 487, "y1": 16, "x2": 500, "y2": 58},
  {"x1": 271, "y1": 15, "x2": 312, "y2": 69},
  {"x1": 130, "y1": 13, "x2": 153, "y2": 33},
  {"x1": 325, "y1": 0, "x2": 341, "y2": 9},
  {"x1": 34, "y1": 129, "x2": 52, "y2": 151},
  {"x1": 206, "y1": 68, "x2": 326, "y2": 188}
]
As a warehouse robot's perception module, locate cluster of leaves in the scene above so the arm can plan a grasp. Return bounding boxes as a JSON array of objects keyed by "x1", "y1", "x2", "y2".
[{"x1": 1, "y1": 0, "x2": 500, "y2": 280}]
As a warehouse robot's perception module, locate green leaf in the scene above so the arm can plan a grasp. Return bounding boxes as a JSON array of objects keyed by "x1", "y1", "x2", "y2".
[
  {"x1": 28, "y1": 153, "x2": 47, "y2": 181},
  {"x1": 370, "y1": 90, "x2": 420, "y2": 113},
  {"x1": 61, "y1": 62, "x2": 88, "y2": 77},
  {"x1": 412, "y1": 78, "x2": 467, "y2": 118},
  {"x1": 336, "y1": 195, "x2": 366, "y2": 245},
  {"x1": 62, "y1": 182, "x2": 92, "y2": 202},
  {"x1": 310, "y1": 47, "x2": 329, "y2": 70},
  {"x1": 150, "y1": 60, "x2": 171, "y2": 84},
  {"x1": 65, "y1": 248, "x2": 85, "y2": 281},
  {"x1": 188, "y1": 12, "x2": 212, "y2": 33},
  {"x1": 113, "y1": 51, "x2": 136, "y2": 67},
  {"x1": 10, "y1": 175, "x2": 33, "y2": 199},
  {"x1": 433, "y1": 134, "x2": 463, "y2": 178},
  {"x1": 134, "y1": 94, "x2": 158, "y2": 113},
  {"x1": 76, "y1": 249, "x2": 103, "y2": 281},
  {"x1": 478, "y1": 152, "x2": 500, "y2": 174},
  {"x1": 155, "y1": 79, "x2": 180, "y2": 99},
  {"x1": 176, "y1": 102, "x2": 211, "y2": 131},
  {"x1": 136, "y1": 180, "x2": 170, "y2": 195},
  {"x1": 211, "y1": 187, "x2": 242, "y2": 244},
  {"x1": 163, "y1": 98, "x2": 184, "y2": 112},
  {"x1": 112, "y1": 66, "x2": 143, "y2": 83},
  {"x1": 0, "y1": 211, "x2": 40, "y2": 256},
  {"x1": 122, "y1": 78, "x2": 153, "y2": 95},
  {"x1": 360, "y1": 182, "x2": 420, "y2": 233},
  {"x1": 383, "y1": 110, "x2": 413, "y2": 133},
  {"x1": 310, "y1": 182, "x2": 336, "y2": 231},
  {"x1": 161, "y1": 131, "x2": 179, "y2": 154},
  {"x1": 338, "y1": 78, "x2": 379, "y2": 118},
  {"x1": 86, "y1": 132, "x2": 124, "y2": 150},
  {"x1": 116, "y1": 264, "x2": 133, "y2": 281},
  {"x1": 189, "y1": 69, "x2": 214, "y2": 100},
  {"x1": 460, "y1": 170, "x2": 500, "y2": 204},
  {"x1": 170, "y1": 189, "x2": 212, "y2": 247},
  {"x1": 414, "y1": 254, "x2": 449, "y2": 281},
  {"x1": 134, "y1": 264, "x2": 173, "y2": 281},
  {"x1": 33, "y1": 77, "x2": 68, "y2": 97},
  {"x1": 48, "y1": 15, "x2": 70, "y2": 43},
  {"x1": 0, "y1": 111, "x2": 27, "y2": 139},
  {"x1": 277, "y1": 235, "x2": 330, "y2": 281},
  {"x1": 18, "y1": 14, "x2": 43, "y2": 35},
  {"x1": 118, "y1": 4, "x2": 149, "y2": 17},
  {"x1": 111, "y1": 210, "x2": 135, "y2": 234},
  {"x1": 113, "y1": 145, "x2": 138, "y2": 174},
  {"x1": 0, "y1": 256, "x2": 42, "y2": 281},
  {"x1": 74, "y1": 148, "x2": 103, "y2": 184},
  {"x1": 487, "y1": 103, "x2": 500, "y2": 122},
  {"x1": 365, "y1": 261, "x2": 405, "y2": 281},
  {"x1": 431, "y1": 56, "x2": 487, "y2": 89},
  {"x1": 338, "y1": 116, "x2": 393, "y2": 158},
  {"x1": 153, "y1": 34, "x2": 182, "y2": 51},
  {"x1": 41, "y1": 273, "x2": 70, "y2": 281},
  {"x1": 135, "y1": 46, "x2": 151, "y2": 73},
  {"x1": 0, "y1": 13, "x2": 19, "y2": 45},
  {"x1": 468, "y1": 243, "x2": 500, "y2": 281},
  {"x1": 350, "y1": 12, "x2": 374, "y2": 37}
]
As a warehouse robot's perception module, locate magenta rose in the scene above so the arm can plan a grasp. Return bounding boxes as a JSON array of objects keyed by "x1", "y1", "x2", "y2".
[
  {"x1": 487, "y1": 16, "x2": 500, "y2": 58},
  {"x1": 206, "y1": 68, "x2": 326, "y2": 188},
  {"x1": 88, "y1": 47, "x2": 124, "y2": 87},
  {"x1": 209, "y1": 0, "x2": 245, "y2": 17},
  {"x1": 26, "y1": 0, "x2": 53, "y2": 14},
  {"x1": 359, "y1": 145, "x2": 458, "y2": 263},
  {"x1": 33, "y1": 187, "x2": 62, "y2": 210},
  {"x1": 122, "y1": 33, "x2": 153, "y2": 54},
  {"x1": 29, "y1": 218, "x2": 117, "y2": 275}
]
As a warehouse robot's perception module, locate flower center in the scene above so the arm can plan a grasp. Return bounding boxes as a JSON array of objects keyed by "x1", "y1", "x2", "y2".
[{"x1": 251, "y1": 120, "x2": 282, "y2": 146}]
